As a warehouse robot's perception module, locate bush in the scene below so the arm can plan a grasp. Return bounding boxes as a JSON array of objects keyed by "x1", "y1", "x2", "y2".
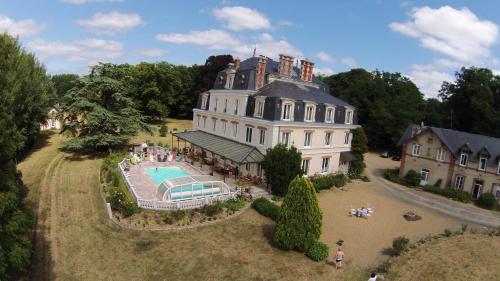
[
  {"x1": 443, "y1": 228, "x2": 453, "y2": 237},
  {"x1": 262, "y1": 144, "x2": 303, "y2": 196},
  {"x1": 434, "y1": 179, "x2": 442, "y2": 187},
  {"x1": 306, "y1": 241, "x2": 329, "y2": 262},
  {"x1": 274, "y1": 176, "x2": 322, "y2": 252},
  {"x1": 454, "y1": 191, "x2": 472, "y2": 203},
  {"x1": 223, "y1": 198, "x2": 246, "y2": 212},
  {"x1": 404, "y1": 170, "x2": 420, "y2": 187},
  {"x1": 200, "y1": 201, "x2": 223, "y2": 217},
  {"x1": 383, "y1": 169, "x2": 407, "y2": 185},
  {"x1": 476, "y1": 193, "x2": 497, "y2": 210},
  {"x1": 252, "y1": 197, "x2": 280, "y2": 220},
  {"x1": 159, "y1": 124, "x2": 168, "y2": 137},
  {"x1": 311, "y1": 173, "x2": 348, "y2": 192},
  {"x1": 392, "y1": 236, "x2": 410, "y2": 255},
  {"x1": 108, "y1": 188, "x2": 138, "y2": 217},
  {"x1": 423, "y1": 186, "x2": 471, "y2": 203}
]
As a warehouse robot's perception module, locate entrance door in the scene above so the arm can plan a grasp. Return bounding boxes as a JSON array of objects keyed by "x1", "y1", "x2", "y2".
[
  {"x1": 420, "y1": 169, "x2": 430, "y2": 186},
  {"x1": 472, "y1": 182, "x2": 483, "y2": 199}
]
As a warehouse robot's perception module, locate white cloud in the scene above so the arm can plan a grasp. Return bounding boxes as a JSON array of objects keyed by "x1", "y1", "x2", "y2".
[
  {"x1": 27, "y1": 38, "x2": 123, "y2": 64},
  {"x1": 0, "y1": 15, "x2": 45, "y2": 37},
  {"x1": 76, "y1": 11, "x2": 143, "y2": 35},
  {"x1": 156, "y1": 29, "x2": 302, "y2": 60},
  {"x1": 316, "y1": 51, "x2": 332, "y2": 63},
  {"x1": 389, "y1": 6, "x2": 498, "y2": 63},
  {"x1": 136, "y1": 48, "x2": 167, "y2": 57},
  {"x1": 212, "y1": 6, "x2": 270, "y2": 31},
  {"x1": 278, "y1": 19, "x2": 296, "y2": 27},
  {"x1": 341, "y1": 57, "x2": 357, "y2": 68},
  {"x1": 60, "y1": 0, "x2": 124, "y2": 4},
  {"x1": 314, "y1": 67, "x2": 335, "y2": 76},
  {"x1": 408, "y1": 63, "x2": 455, "y2": 98}
]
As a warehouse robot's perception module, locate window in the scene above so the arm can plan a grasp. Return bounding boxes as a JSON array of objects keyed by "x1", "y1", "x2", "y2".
[
  {"x1": 325, "y1": 107, "x2": 334, "y2": 123},
  {"x1": 321, "y1": 157, "x2": 330, "y2": 173},
  {"x1": 345, "y1": 110, "x2": 353, "y2": 124},
  {"x1": 455, "y1": 175, "x2": 464, "y2": 190},
  {"x1": 234, "y1": 99, "x2": 239, "y2": 115},
  {"x1": 203, "y1": 117, "x2": 207, "y2": 128},
  {"x1": 222, "y1": 121, "x2": 227, "y2": 134},
  {"x1": 50, "y1": 119, "x2": 56, "y2": 128},
  {"x1": 325, "y1": 132, "x2": 332, "y2": 146},
  {"x1": 255, "y1": 99, "x2": 265, "y2": 118},
  {"x1": 223, "y1": 99, "x2": 228, "y2": 113},
  {"x1": 212, "y1": 119, "x2": 217, "y2": 132},
  {"x1": 257, "y1": 163, "x2": 262, "y2": 176},
  {"x1": 281, "y1": 132, "x2": 291, "y2": 147},
  {"x1": 245, "y1": 163, "x2": 250, "y2": 171},
  {"x1": 301, "y1": 159, "x2": 310, "y2": 175},
  {"x1": 459, "y1": 153, "x2": 468, "y2": 166},
  {"x1": 214, "y1": 98, "x2": 218, "y2": 112},
  {"x1": 245, "y1": 127, "x2": 253, "y2": 143},
  {"x1": 282, "y1": 102, "x2": 294, "y2": 121},
  {"x1": 412, "y1": 144, "x2": 421, "y2": 156},
  {"x1": 232, "y1": 123, "x2": 238, "y2": 137},
  {"x1": 436, "y1": 148, "x2": 446, "y2": 161},
  {"x1": 259, "y1": 129, "x2": 266, "y2": 145},
  {"x1": 305, "y1": 105, "x2": 315, "y2": 122},
  {"x1": 479, "y1": 157, "x2": 487, "y2": 171},
  {"x1": 304, "y1": 132, "x2": 312, "y2": 147},
  {"x1": 201, "y1": 95, "x2": 208, "y2": 109},
  {"x1": 344, "y1": 132, "x2": 350, "y2": 145}
]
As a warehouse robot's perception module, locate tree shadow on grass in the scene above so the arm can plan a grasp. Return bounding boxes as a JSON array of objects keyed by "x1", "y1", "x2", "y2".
[
  {"x1": 261, "y1": 224, "x2": 275, "y2": 245},
  {"x1": 17, "y1": 131, "x2": 56, "y2": 162}
]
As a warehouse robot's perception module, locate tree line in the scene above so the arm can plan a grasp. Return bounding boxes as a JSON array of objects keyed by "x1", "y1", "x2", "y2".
[{"x1": 0, "y1": 33, "x2": 54, "y2": 279}]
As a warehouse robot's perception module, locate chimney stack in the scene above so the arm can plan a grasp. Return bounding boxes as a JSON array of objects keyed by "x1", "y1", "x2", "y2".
[
  {"x1": 300, "y1": 59, "x2": 315, "y2": 82},
  {"x1": 278, "y1": 54, "x2": 294, "y2": 78},
  {"x1": 255, "y1": 55, "x2": 268, "y2": 90},
  {"x1": 234, "y1": 57, "x2": 240, "y2": 69}
]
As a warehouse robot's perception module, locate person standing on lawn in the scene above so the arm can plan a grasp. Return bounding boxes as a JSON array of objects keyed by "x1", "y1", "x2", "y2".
[{"x1": 335, "y1": 248, "x2": 345, "y2": 269}]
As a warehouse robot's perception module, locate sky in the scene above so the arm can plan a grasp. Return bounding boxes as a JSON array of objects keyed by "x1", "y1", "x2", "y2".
[{"x1": 1, "y1": 0, "x2": 500, "y2": 98}]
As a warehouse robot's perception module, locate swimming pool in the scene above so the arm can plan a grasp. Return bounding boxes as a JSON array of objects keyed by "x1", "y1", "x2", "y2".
[{"x1": 145, "y1": 167, "x2": 189, "y2": 185}]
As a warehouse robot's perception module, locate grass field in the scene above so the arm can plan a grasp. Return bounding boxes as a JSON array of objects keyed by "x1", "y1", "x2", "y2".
[
  {"x1": 386, "y1": 234, "x2": 500, "y2": 281},
  {"x1": 19, "y1": 130, "x2": 366, "y2": 281}
]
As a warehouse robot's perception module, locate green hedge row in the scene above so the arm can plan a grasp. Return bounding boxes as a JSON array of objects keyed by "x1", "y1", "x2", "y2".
[
  {"x1": 422, "y1": 185, "x2": 471, "y2": 203},
  {"x1": 310, "y1": 173, "x2": 348, "y2": 192},
  {"x1": 251, "y1": 197, "x2": 280, "y2": 220}
]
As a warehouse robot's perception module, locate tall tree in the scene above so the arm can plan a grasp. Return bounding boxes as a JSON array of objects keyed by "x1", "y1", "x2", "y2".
[
  {"x1": 348, "y1": 127, "x2": 368, "y2": 178},
  {"x1": 261, "y1": 144, "x2": 302, "y2": 196},
  {"x1": 51, "y1": 74, "x2": 79, "y2": 100},
  {"x1": 60, "y1": 64, "x2": 150, "y2": 151}
]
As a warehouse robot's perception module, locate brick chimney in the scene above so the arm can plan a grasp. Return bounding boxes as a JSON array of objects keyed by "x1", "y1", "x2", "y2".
[
  {"x1": 278, "y1": 54, "x2": 294, "y2": 78},
  {"x1": 300, "y1": 59, "x2": 314, "y2": 82},
  {"x1": 234, "y1": 57, "x2": 240, "y2": 69},
  {"x1": 255, "y1": 55, "x2": 268, "y2": 90}
]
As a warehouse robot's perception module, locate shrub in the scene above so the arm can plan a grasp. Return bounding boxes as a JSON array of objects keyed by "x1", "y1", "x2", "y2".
[
  {"x1": 223, "y1": 198, "x2": 246, "y2": 212},
  {"x1": 476, "y1": 193, "x2": 497, "y2": 210},
  {"x1": 311, "y1": 173, "x2": 348, "y2": 192},
  {"x1": 171, "y1": 209, "x2": 186, "y2": 221},
  {"x1": 252, "y1": 197, "x2": 280, "y2": 220},
  {"x1": 159, "y1": 124, "x2": 168, "y2": 137},
  {"x1": 443, "y1": 228, "x2": 452, "y2": 237},
  {"x1": 434, "y1": 179, "x2": 442, "y2": 187},
  {"x1": 392, "y1": 236, "x2": 410, "y2": 255},
  {"x1": 262, "y1": 144, "x2": 303, "y2": 196},
  {"x1": 108, "y1": 188, "x2": 138, "y2": 217},
  {"x1": 455, "y1": 191, "x2": 472, "y2": 203},
  {"x1": 274, "y1": 176, "x2": 322, "y2": 252},
  {"x1": 404, "y1": 170, "x2": 420, "y2": 187},
  {"x1": 383, "y1": 169, "x2": 407, "y2": 185},
  {"x1": 200, "y1": 201, "x2": 223, "y2": 217},
  {"x1": 306, "y1": 241, "x2": 329, "y2": 262}
]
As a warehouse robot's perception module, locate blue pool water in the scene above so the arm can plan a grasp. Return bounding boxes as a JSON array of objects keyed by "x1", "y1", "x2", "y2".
[{"x1": 145, "y1": 167, "x2": 189, "y2": 185}]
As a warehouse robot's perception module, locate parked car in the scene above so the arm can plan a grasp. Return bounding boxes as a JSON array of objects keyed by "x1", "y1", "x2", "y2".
[
  {"x1": 380, "y1": 151, "x2": 389, "y2": 158},
  {"x1": 392, "y1": 154, "x2": 401, "y2": 161}
]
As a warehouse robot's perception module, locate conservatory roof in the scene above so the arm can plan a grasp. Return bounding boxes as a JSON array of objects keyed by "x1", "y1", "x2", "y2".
[{"x1": 173, "y1": 130, "x2": 265, "y2": 164}]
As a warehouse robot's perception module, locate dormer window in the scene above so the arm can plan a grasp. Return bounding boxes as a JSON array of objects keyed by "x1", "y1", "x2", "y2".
[
  {"x1": 345, "y1": 110, "x2": 353, "y2": 124},
  {"x1": 201, "y1": 95, "x2": 208, "y2": 110},
  {"x1": 304, "y1": 104, "x2": 315, "y2": 122},
  {"x1": 459, "y1": 153, "x2": 468, "y2": 167},
  {"x1": 225, "y1": 73, "x2": 235, "y2": 89},
  {"x1": 325, "y1": 107, "x2": 334, "y2": 123},
  {"x1": 282, "y1": 102, "x2": 294, "y2": 121},
  {"x1": 254, "y1": 98, "x2": 265, "y2": 118},
  {"x1": 478, "y1": 156, "x2": 487, "y2": 171}
]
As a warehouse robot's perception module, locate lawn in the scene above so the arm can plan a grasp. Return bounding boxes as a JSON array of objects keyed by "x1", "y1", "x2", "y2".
[
  {"x1": 130, "y1": 118, "x2": 192, "y2": 148},
  {"x1": 20, "y1": 131, "x2": 366, "y2": 281},
  {"x1": 386, "y1": 234, "x2": 500, "y2": 280}
]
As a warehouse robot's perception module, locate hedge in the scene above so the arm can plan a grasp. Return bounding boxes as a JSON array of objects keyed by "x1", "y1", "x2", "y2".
[
  {"x1": 306, "y1": 241, "x2": 329, "y2": 261},
  {"x1": 310, "y1": 173, "x2": 348, "y2": 192},
  {"x1": 423, "y1": 185, "x2": 471, "y2": 203},
  {"x1": 476, "y1": 193, "x2": 497, "y2": 210},
  {"x1": 251, "y1": 197, "x2": 280, "y2": 220}
]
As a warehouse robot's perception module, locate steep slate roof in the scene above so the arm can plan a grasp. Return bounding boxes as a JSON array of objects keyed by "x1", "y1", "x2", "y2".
[
  {"x1": 254, "y1": 79, "x2": 353, "y2": 107},
  {"x1": 173, "y1": 130, "x2": 265, "y2": 164},
  {"x1": 398, "y1": 124, "x2": 500, "y2": 165}
]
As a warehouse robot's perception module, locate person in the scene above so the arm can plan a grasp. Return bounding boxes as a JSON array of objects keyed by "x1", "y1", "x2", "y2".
[
  {"x1": 335, "y1": 248, "x2": 345, "y2": 269},
  {"x1": 368, "y1": 272, "x2": 377, "y2": 281}
]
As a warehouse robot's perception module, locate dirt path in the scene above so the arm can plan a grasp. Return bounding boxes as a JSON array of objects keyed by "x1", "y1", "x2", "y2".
[{"x1": 364, "y1": 152, "x2": 500, "y2": 227}]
